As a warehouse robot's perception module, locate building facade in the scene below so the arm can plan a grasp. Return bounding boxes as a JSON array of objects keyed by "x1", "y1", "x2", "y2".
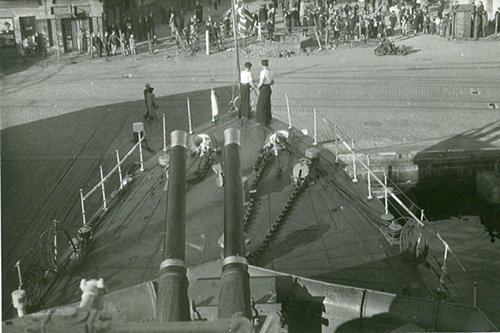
[
  {"x1": 0, "y1": 0, "x2": 103, "y2": 54},
  {"x1": 455, "y1": 0, "x2": 500, "y2": 24},
  {"x1": 102, "y1": 0, "x2": 193, "y2": 38}
]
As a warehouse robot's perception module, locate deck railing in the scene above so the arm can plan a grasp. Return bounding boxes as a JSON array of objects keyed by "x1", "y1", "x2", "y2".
[
  {"x1": 79, "y1": 131, "x2": 145, "y2": 227},
  {"x1": 273, "y1": 87, "x2": 467, "y2": 294}
]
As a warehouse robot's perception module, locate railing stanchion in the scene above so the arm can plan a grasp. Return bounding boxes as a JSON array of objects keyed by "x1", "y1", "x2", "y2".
[
  {"x1": 384, "y1": 172, "x2": 389, "y2": 215},
  {"x1": 187, "y1": 98, "x2": 193, "y2": 134},
  {"x1": 421, "y1": 209, "x2": 425, "y2": 221},
  {"x1": 473, "y1": 282, "x2": 478, "y2": 307},
  {"x1": 100, "y1": 166, "x2": 107, "y2": 210},
  {"x1": 206, "y1": 30, "x2": 210, "y2": 55},
  {"x1": 80, "y1": 189, "x2": 87, "y2": 226},
  {"x1": 138, "y1": 131, "x2": 145, "y2": 171},
  {"x1": 285, "y1": 94, "x2": 292, "y2": 129},
  {"x1": 116, "y1": 150, "x2": 123, "y2": 190},
  {"x1": 334, "y1": 125, "x2": 339, "y2": 163},
  {"x1": 438, "y1": 238, "x2": 449, "y2": 293},
  {"x1": 351, "y1": 140, "x2": 358, "y2": 183},
  {"x1": 163, "y1": 113, "x2": 167, "y2": 153},
  {"x1": 313, "y1": 108, "x2": 318, "y2": 146},
  {"x1": 15, "y1": 261, "x2": 23, "y2": 289},
  {"x1": 367, "y1": 154, "x2": 373, "y2": 200}
]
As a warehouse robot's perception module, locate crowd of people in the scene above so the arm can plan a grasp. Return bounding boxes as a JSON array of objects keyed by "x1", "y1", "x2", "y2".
[
  {"x1": 20, "y1": 31, "x2": 47, "y2": 57},
  {"x1": 243, "y1": 0, "x2": 497, "y2": 42},
  {"x1": 21, "y1": 0, "x2": 500, "y2": 59},
  {"x1": 92, "y1": 0, "x2": 498, "y2": 57}
]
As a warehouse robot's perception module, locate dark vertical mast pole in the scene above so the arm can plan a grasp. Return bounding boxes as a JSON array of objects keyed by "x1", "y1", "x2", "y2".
[
  {"x1": 218, "y1": 128, "x2": 251, "y2": 319},
  {"x1": 232, "y1": 0, "x2": 241, "y2": 84},
  {"x1": 157, "y1": 130, "x2": 190, "y2": 322}
]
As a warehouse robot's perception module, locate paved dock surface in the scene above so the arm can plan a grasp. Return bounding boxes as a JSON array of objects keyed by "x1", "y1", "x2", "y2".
[{"x1": 2, "y1": 32, "x2": 500, "y2": 325}]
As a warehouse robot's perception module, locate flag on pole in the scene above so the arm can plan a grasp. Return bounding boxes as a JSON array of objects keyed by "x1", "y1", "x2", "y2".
[{"x1": 235, "y1": 2, "x2": 254, "y2": 37}]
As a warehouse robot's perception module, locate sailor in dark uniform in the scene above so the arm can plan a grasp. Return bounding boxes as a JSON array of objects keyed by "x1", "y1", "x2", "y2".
[{"x1": 255, "y1": 59, "x2": 274, "y2": 126}]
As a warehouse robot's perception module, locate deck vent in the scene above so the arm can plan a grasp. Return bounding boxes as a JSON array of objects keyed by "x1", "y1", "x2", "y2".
[{"x1": 470, "y1": 88, "x2": 481, "y2": 95}]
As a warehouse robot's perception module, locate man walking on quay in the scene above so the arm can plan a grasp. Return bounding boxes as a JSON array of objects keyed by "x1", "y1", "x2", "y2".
[
  {"x1": 143, "y1": 83, "x2": 159, "y2": 120},
  {"x1": 256, "y1": 59, "x2": 274, "y2": 126}
]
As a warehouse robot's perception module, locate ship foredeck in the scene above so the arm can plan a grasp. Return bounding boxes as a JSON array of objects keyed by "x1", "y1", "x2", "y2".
[{"x1": 39, "y1": 115, "x2": 438, "y2": 309}]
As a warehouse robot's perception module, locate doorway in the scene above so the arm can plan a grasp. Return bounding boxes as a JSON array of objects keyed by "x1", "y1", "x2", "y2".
[{"x1": 61, "y1": 18, "x2": 73, "y2": 52}]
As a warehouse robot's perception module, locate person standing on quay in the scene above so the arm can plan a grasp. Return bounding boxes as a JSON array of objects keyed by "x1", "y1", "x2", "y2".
[
  {"x1": 256, "y1": 59, "x2": 274, "y2": 126},
  {"x1": 143, "y1": 83, "x2": 158, "y2": 120},
  {"x1": 129, "y1": 34, "x2": 136, "y2": 56},
  {"x1": 239, "y1": 62, "x2": 257, "y2": 119}
]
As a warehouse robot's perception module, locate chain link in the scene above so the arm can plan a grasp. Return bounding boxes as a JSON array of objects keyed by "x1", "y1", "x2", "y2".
[
  {"x1": 243, "y1": 149, "x2": 273, "y2": 231},
  {"x1": 247, "y1": 180, "x2": 308, "y2": 263},
  {"x1": 187, "y1": 155, "x2": 214, "y2": 187}
]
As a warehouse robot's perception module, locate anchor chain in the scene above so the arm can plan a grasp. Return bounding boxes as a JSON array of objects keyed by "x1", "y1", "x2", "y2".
[
  {"x1": 243, "y1": 149, "x2": 273, "y2": 231},
  {"x1": 187, "y1": 155, "x2": 214, "y2": 186},
  {"x1": 247, "y1": 179, "x2": 308, "y2": 263}
]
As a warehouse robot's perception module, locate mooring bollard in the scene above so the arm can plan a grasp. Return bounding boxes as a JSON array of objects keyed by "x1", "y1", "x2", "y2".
[
  {"x1": 187, "y1": 98, "x2": 193, "y2": 134},
  {"x1": 138, "y1": 132, "x2": 145, "y2": 171},
  {"x1": 116, "y1": 150, "x2": 123, "y2": 190},
  {"x1": 100, "y1": 166, "x2": 107, "y2": 210},
  {"x1": 285, "y1": 94, "x2": 292, "y2": 129},
  {"x1": 80, "y1": 189, "x2": 86, "y2": 226},
  {"x1": 351, "y1": 140, "x2": 358, "y2": 183},
  {"x1": 367, "y1": 154, "x2": 373, "y2": 200},
  {"x1": 11, "y1": 264, "x2": 26, "y2": 318}
]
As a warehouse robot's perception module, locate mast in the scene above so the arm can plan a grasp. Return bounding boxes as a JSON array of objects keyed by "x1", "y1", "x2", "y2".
[{"x1": 231, "y1": 0, "x2": 241, "y2": 84}]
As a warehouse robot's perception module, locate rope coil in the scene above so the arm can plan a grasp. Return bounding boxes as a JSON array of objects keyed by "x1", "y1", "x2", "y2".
[{"x1": 399, "y1": 217, "x2": 429, "y2": 265}]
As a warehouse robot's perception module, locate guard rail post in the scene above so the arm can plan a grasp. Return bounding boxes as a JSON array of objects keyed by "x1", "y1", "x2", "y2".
[
  {"x1": 138, "y1": 132, "x2": 144, "y2": 171},
  {"x1": 206, "y1": 30, "x2": 210, "y2": 55},
  {"x1": 473, "y1": 282, "x2": 478, "y2": 307},
  {"x1": 384, "y1": 172, "x2": 389, "y2": 215},
  {"x1": 116, "y1": 150, "x2": 123, "y2": 190},
  {"x1": 80, "y1": 189, "x2": 87, "y2": 226},
  {"x1": 100, "y1": 166, "x2": 107, "y2": 210},
  {"x1": 334, "y1": 125, "x2": 339, "y2": 163},
  {"x1": 313, "y1": 108, "x2": 318, "y2": 146},
  {"x1": 187, "y1": 98, "x2": 193, "y2": 134},
  {"x1": 285, "y1": 94, "x2": 292, "y2": 129},
  {"x1": 367, "y1": 154, "x2": 373, "y2": 200},
  {"x1": 351, "y1": 140, "x2": 358, "y2": 183},
  {"x1": 163, "y1": 113, "x2": 167, "y2": 153}
]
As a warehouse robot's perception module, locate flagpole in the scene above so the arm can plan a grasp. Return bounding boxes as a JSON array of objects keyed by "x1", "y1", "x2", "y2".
[{"x1": 232, "y1": 0, "x2": 241, "y2": 84}]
